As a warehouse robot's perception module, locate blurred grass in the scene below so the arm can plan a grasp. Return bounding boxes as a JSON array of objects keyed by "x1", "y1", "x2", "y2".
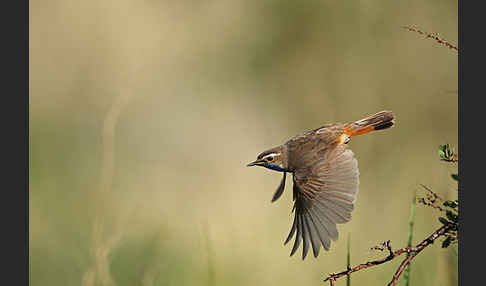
[
  {"x1": 30, "y1": 0, "x2": 457, "y2": 285},
  {"x1": 402, "y1": 195, "x2": 417, "y2": 286},
  {"x1": 347, "y1": 234, "x2": 351, "y2": 286}
]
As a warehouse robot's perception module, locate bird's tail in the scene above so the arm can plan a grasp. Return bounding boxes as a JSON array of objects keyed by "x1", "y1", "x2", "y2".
[{"x1": 344, "y1": 111, "x2": 395, "y2": 137}]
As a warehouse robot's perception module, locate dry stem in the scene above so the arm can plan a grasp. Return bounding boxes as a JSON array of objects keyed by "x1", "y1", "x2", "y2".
[{"x1": 402, "y1": 26, "x2": 458, "y2": 52}]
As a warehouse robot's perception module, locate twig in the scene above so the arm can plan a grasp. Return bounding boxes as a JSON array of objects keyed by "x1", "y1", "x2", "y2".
[
  {"x1": 324, "y1": 224, "x2": 452, "y2": 285},
  {"x1": 387, "y1": 223, "x2": 451, "y2": 286},
  {"x1": 402, "y1": 26, "x2": 458, "y2": 52},
  {"x1": 417, "y1": 184, "x2": 449, "y2": 212},
  {"x1": 389, "y1": 253, "x2": 417, "y2": 285}
]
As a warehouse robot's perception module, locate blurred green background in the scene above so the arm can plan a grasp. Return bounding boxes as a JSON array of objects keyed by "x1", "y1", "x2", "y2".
[{"x1": 30, "y1": 0, "x2": 457, "y2": 285}]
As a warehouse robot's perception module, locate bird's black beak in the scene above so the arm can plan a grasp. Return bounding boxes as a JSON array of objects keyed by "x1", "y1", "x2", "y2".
[{"x1": 247, "y1": 159, "x2": 265, "y2": 167}]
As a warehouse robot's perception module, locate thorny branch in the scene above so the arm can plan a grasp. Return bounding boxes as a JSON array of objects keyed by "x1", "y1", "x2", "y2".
[
  {"x1": 324, "y1": 224, "x2": 452, "y2": 286},
  {"x1": 417, "y1": 184, "x2": 446, "y2": 211}
]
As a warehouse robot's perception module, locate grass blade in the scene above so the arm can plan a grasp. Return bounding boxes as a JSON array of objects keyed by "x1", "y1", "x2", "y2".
[
  {"x1": 347, "y1": 233, "x2": 351, "y2": 286},
  {"x1": 403, "y1": 196, "x2": 416, "y2": 286}
]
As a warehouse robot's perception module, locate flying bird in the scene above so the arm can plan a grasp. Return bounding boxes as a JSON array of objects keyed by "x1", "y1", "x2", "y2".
[{"x1": 247, "y1": 111, "x2": 395, "y2": 259}]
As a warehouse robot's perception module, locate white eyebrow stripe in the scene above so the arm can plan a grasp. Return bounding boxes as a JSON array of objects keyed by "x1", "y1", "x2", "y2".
[{"x1": 265, "y1": 153, "x2": 280, "y2": 158}]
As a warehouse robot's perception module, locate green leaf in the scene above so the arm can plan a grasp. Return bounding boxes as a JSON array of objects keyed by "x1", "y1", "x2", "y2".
[
  {"x1": 451, "y1": 174, "x2": 459, "y2": 181},
  {"x1": 439, "y1": 217, "x2": 449, "y2": 225},
  {"x1": 438, "y1": 145, "x2": 446, "y2": 159},
  {"x1": 443, "y1": 200, "x2": 458, "y2": 208},
  {"x1": 439, "y1": 144, "x2": 457, "y2": 162},
  {"x1": 439, "y1": 144, "x2": 446, "y2": 152},
  {"x1": 442, "y1": 237, "x2": 452, "y2": 248},
  {"x1": 446, "y1": 210, "x2": 457, "y2": 222}
]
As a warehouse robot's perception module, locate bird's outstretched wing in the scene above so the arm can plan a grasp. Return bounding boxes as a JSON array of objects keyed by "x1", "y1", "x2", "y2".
[
  {"x1": 285, "y1": 144, "x2": 359, "y2": 259},
  {"x1": 271, "y1": 172, "x2": 287, "y2": 202}
]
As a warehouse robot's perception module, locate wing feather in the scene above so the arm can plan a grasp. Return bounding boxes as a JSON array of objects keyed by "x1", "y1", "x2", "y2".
[
  {"x1": 285, "y1": 145, "x2": 359, "y2": 258},
  {"x1": 290, "y1": 210, "x2": 302, "y2": 256},
  {"x1": 309, "y1": 200, "x2": 340, "y2": 239},
  {"x1": 300, "y1": 212, "x2": 310, "y2": 260},
  {"x1": 305, "y1": 208, "x2": 325, "y2": 257},
  {"x1": 307, "y1": 207, "x2": 332, "y2": 249},
  {"x1": 271, "y1": 172, "x2": 287, "y2": 202},
  {"x1": 284, "y1": 213, "x2": 297, "y2": 245}
]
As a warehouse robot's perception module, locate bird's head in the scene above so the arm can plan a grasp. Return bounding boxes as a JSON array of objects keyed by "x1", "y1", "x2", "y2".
[{"x1": 247, "y1": 146, "x2": 288, "y2": 172}]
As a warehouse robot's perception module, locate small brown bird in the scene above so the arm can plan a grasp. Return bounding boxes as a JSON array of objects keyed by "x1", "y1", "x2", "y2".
[{"x1": 247, "y1": 111, "x2": 395, "y2": 259}]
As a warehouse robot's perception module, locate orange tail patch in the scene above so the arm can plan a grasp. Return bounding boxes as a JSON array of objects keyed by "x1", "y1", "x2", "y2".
[
  {"x1": 344, "y1": 111, "x2": 395, "y2": 137},
  {"x1": 344, "y1": 125, "x2": 375, "y2": 137}
]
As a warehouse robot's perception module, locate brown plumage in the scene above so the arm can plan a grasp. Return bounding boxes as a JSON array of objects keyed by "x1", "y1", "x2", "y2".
[{"x1": 247, "y1": 111, "x2": 395, "y2": 259}]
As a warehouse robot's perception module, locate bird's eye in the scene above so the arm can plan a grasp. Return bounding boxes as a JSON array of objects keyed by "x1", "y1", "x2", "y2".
[{"x1": 266, "y1": 156, "x2": 273, "y2": 161}]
